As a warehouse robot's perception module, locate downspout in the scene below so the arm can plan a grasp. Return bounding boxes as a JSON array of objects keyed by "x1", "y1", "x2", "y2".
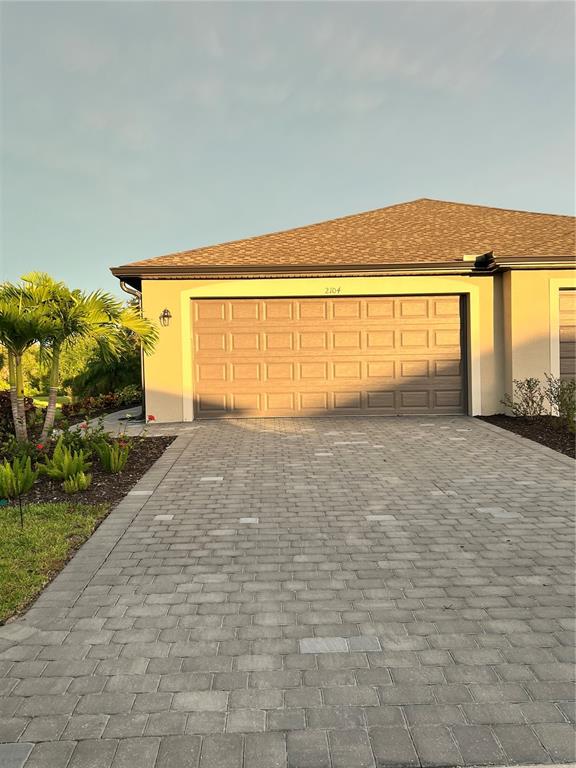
[{"x1": 120, "y1": 281, "x2": 146, "y2": 420}]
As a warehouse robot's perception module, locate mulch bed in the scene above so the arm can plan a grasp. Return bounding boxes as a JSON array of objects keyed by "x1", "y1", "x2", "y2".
[
  {"x1": 22, "y1": 436, "x2": 175, "y2": 506},
  {"x1": 478, "y1": 415, "x2": 575, "y2": 459}
]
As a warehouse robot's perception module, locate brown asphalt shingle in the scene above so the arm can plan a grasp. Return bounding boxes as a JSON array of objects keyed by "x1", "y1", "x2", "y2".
[{"x1": 114, "y1": 198, "x2": 575, "y2": 272}]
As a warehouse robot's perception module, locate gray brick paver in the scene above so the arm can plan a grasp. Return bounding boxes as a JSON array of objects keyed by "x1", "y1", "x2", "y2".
[
  {"x1": 22, "y1": 740, "x2": 76, "y2": 768},
  {"x1": 0, "y1": 417, "x2": 573, "y2": 767}
]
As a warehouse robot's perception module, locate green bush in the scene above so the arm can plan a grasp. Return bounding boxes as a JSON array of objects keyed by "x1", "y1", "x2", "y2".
[
  {"x1": 39, "y1": 436, "x2": 91, "y2": 481},
  {"x1": 61, "y1": 393, "x2": 121, "y2": 420},
  {"x1": 64, "y1": 335, "x2": 142, "y2": 398},
  {"x1": 543, "y1": 374, "x2": 576, "y2": 432},
  {"x1": 46, "y1": 417, "x2": 113, "y2": 460},
  {"x1": 0, "y1": 456, "x2": 38, "y2": 527},
  {"x1": 62, "y1": 471, "x2": 92, "y2": 494},
  {"x1": 501, "y1": 378, "x2": 545, "y2": 417},
  {"x1": 0, "y1": 390, "x2": 37, "y2": 437},
  {"x1": 0, "y1": 456, "x2": 38, "y2": 499},
  {"x1": 96, "y1": 441, "x2": 131, "y2": 473},
  {"x1": 117, "y1": 384, "x2": 142, "y2": 407}
]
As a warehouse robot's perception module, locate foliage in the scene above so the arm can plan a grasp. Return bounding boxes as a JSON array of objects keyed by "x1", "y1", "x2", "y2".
[
  {"x1": 64, "y1": 335, "x2": 142, "y2": 397},
  {"x1": 62, "y1": 471, "x2": 92, "y2": 494},
  {"x1": 0, "y1": 272, "x2": 157, "y2": 443},
  {"x1": 62, "y1": 393, "x2": 121, "y2": 420},
  {"x1": 0, "y1": 390, "x2": 36, "y2": 437},
  {"x1": 502, "y1": 374, "x2": 576, "y2": 432},
  {"x1": 96, "y1": 440, "x2": 131, "y2": 473},
  {"x1": 543, "y1": 374, "x2": 576, "y2": 432},
  {"x1": 38, "y1": 436, "x2": 92, "y2": 481},
  {"x1": 55, "y1": 418, "x2": 112, "y2": 456},
  {"x1": 0, "y1": 281, "x2": 58, "y2": 441},
  {"x1": 0, "y1": 456, "x2": 38, "y2": 500},
  {"x1": 117, "y1": 384, "x2": 142, "y2": 406},
  {"x1": 61, "y1": 387, "x2": 141, "y2": 421},
  {"x1": 0, "y1": 502, "x2": 107, "y2": 622},
  {"x1": 8, "y1": 345, "x2": 50, "y2": 395},
  {"x1": 0, "y1": 434, "x2": 45, "y2": 465},
  {"x1": 0, "y1": 456, "x2": 39, "y2": 526},
  {"x1": 501, "y1": 378, "x2": 546, "y2": 417},
  {"x1": 58, "y1": 336, "x2": 98, "y2": 393}
]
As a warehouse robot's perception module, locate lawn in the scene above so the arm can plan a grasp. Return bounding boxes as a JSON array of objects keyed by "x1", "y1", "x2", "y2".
[
  {"x1": 32, "y1": 394, "x2": 71, "y2": 409},
  {"x1": 0, "y1": 502, "x2": 108, "y2": 623}
]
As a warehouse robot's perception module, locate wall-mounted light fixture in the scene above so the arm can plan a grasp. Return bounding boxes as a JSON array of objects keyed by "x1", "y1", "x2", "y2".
[{"x1": 159, "y1": 308, "x2": 172, "y2": 327}]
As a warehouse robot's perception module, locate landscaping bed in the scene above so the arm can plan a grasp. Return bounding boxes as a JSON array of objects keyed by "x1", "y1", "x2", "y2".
[
  {"x1": 22, "y1": 435, "x2": 174, "y2": 506},
  {"x1": 0, "y1": 434, "x2": 175, "y2": 623},
  {"x1": 478, "y1": 415, "x2": 575, "y2": 459}
]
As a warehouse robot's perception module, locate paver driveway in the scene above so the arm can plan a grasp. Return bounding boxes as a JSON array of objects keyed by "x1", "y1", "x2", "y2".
[{"x1": 0, "y1": 416, "x2": 574, "y2": 768}]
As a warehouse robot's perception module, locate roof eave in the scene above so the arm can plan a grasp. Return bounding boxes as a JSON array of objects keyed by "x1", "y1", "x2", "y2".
[
  {"x1": 110, "y1": 253, "x2": 575, "y2": 285},
  {"x1": 111, "y1": 260, "x2": 480, "y2": 281}
]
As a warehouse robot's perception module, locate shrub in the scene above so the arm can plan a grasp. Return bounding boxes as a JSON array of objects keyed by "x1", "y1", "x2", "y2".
[
  {"x1": 96, "y1": 441, "x2": 131, "y2": 474},
  {"x1": 543, "y1": 374, "x2": 576, "y2": 432},
  {"x1": 0, "y1": 456, "x2": 38, "y2": 527},
  {"x1": 0, "y1": 456, "x2": 38, "y2": 498},
  {"x1": 61, "y1": 392, "x2": 121, "y2": 420},
  {"x1": 39, "y1": 436, "x2": 91, "y2": 481},
  {"x1": 116, "y1": 385, "x2": 142, "y2": 407},
  {"x1": 501, "y1": 378, "x2": 546, "y2": 417},
  {"x1": 0, "y1": 435, "x2": 45, "y2": 464},
  {"x1": 0, "y1": 390, "x2": 37, "y2": 436},
  {"x1": 55, "y1": 417, "x2": 112, "y2": 457},
  {"x1": 62, "y1": 471, "x2": 92, "y2": 494}
]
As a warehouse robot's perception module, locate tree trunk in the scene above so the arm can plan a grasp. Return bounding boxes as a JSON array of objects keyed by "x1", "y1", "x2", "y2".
[
  {"x1": 14, "y1": 354, "x2": 28, "y2": 443},
  {"x1": 40, "y1": 345, "x2": 60, "y2": 442},
  {"x1": 7, "y1": 351, "x2": 19, "y2": 434}
]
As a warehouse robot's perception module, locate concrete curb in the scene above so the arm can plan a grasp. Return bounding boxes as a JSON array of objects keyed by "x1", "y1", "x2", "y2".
[{"x1": 472, "y1": 416, "x2": 575, "y2": 469}]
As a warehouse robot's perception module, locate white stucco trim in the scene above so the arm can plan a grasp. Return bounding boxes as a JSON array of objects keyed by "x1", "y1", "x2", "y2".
[
  {"x1": 179, "y1": 277, "x2": 484, "y2": 420},
  {"x1": 549, "y1": 277, "x2": 576, "y2": 379}
]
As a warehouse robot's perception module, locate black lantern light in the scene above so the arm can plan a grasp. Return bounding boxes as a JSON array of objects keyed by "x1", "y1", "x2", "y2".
[{"x1": 159, "y1": 308, "x2": 172, "y2": 327}]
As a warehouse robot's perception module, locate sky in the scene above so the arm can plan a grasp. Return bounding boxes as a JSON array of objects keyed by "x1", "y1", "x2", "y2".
[{"x1": 1, "y1": 1, "x2": 574, "y2": 295}]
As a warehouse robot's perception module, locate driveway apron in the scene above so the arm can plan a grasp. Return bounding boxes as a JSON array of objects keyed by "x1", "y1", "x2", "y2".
[{"x1": 0, "y1": 416, "x2": 574, "y2": 768}]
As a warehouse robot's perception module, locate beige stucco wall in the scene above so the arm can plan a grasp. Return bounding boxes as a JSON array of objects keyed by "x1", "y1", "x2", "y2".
[
  {"x1": 141, "y1": 274, "x2": 502, "y2": 422},
  {"x1": 502, "y1": 269, "x2": 576, "y2": 396},
  {"x1": 139, "y1": 270, "x2": 574, "y2": 422}
]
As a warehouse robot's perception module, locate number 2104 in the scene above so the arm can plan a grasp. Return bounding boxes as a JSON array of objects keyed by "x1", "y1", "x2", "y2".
[{"x1": 325, "y1": 287, "x2": 342, "y2": 295}]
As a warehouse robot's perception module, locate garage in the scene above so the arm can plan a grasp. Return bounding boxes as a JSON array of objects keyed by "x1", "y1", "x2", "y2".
[
  {"x1": 559, "y1": 289, "x2": 576, "y2": 381},
  {"x1": 191, "y1": 295, "x2": 465, "y2": 418}
]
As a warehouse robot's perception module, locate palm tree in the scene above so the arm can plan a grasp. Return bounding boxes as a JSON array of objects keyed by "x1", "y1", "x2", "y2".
[
  {"x1": 0, "y1": 273, "x2": 158, "y2": 442},
  {"x1": 18, "y1": 274, "x2": 157, "y2": 442},
  {"x1": 0, "y1": 284, "x2": 56, "y2": 441}
]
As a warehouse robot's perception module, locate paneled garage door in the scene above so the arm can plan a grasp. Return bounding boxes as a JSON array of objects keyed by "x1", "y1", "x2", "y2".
[
  {"x1": 191, "y1": 296, "x2": 466, "y2": 418},
  {"x1": 559, "y1": 289, "x2": 576, "y2": 382}
]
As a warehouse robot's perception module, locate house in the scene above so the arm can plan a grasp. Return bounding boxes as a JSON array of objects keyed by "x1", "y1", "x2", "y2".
[{"x1": 111, "y1": 198, "x2": 576, "y2": 422}]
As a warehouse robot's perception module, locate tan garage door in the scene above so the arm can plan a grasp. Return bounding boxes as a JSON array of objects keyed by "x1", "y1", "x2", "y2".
[
  {"x1": 192, "y1": 296, "x2": 465, "y2": 418},
  {"x1": 559, "y1": 289, "x2": 576, "y2": 381}
]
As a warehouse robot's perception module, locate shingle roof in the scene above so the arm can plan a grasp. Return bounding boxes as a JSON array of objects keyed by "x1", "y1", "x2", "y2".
[{"x1": 113, "y1": 198, "x2": 575, "y2": 274}]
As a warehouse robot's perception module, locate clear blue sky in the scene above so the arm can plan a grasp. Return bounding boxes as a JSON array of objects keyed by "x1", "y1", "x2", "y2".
[{"x1": 1, "y1": 1, "x2": 574, "y2": 295}]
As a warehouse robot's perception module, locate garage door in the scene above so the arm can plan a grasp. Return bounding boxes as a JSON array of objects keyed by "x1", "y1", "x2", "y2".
[
  {"x1": 559, "y1": 289, "x2": 576, "y2": 381},
  {"x1": 192, "y1": 296, "x2": 465, "y2": 418}
]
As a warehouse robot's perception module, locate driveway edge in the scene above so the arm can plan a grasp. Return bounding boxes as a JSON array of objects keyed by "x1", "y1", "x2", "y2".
[
  {"x1": 472, "y1": 416, "x2": 575, "y2": 468},
  {"x1": 5, "y1": 435, "x2": 191, "y2": 641}
]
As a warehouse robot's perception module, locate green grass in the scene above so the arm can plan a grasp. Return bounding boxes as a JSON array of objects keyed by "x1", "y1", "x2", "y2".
[
  {"x1": 0, "y1": 502, "x2": 108, "y2": 623},
  {"x1": 32, "y1": 395, "x2": 71, "y2": 409}
]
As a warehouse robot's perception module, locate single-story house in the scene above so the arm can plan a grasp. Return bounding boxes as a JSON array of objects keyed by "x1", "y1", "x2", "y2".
[{"x1": 111, "y1": 198, "x2": 576, "y2": 422}]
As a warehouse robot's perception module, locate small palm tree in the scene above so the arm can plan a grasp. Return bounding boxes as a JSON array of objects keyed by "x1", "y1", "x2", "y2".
[
  {"x1": 0, "y1": 285, "x2": 56, "y2": 441},
  {"x1": 0, "y1": 273, "x2": 158, "y2": 442},
  {"x1": 19, "y1": 274, "x2": 157, "y2": 441}
]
